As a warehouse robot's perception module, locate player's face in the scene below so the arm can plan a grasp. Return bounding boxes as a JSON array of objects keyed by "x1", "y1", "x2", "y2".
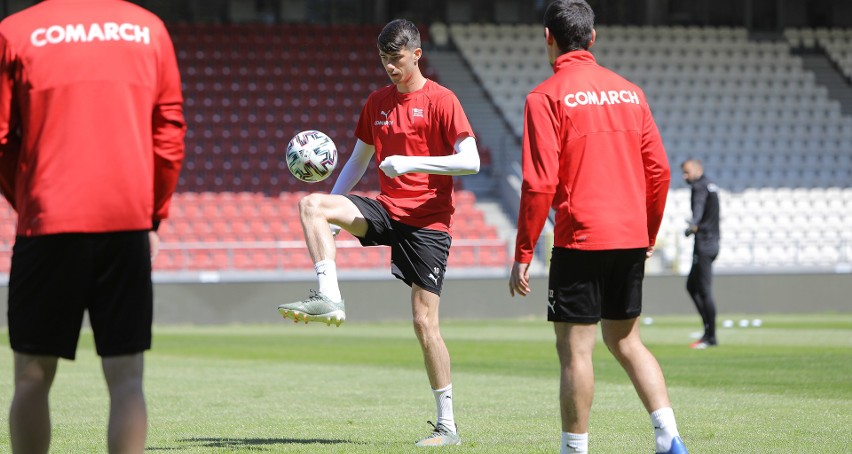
[
  {"x1": 681, "y1": 162, "x2": 702, "y2": 183},
  {"x1": 379, "y1": 47, "x2": 420, "y2": 85}
]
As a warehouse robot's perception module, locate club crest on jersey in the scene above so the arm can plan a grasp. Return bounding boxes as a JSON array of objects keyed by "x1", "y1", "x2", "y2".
[{"x1": 411, "y1": 107, "x2": 424, "y2": 118}]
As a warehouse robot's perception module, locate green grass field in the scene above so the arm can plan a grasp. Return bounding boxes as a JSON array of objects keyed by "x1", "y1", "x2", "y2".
[{"x1": 1, "y1": 314, "x2": 850, "y2": 453}]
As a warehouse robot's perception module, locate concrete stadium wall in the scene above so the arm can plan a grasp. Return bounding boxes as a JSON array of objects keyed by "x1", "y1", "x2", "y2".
[{"x1": 0, "y1": 273, "x2": 849, "y2": 326}]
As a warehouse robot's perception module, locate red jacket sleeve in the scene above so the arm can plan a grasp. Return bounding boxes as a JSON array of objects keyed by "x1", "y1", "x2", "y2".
[
  {"x1": 0, "y1": 33, "x2": 20, "y2": 210},
  {"x1": 640, "y1": 102, "x2": 670, "y2": 247},
  {"x1": 152, "y1": 26, "x2": 186, "y2": 223},
  {"x1": 515, "y1": 92, "x2": 559, "y2": 263}
]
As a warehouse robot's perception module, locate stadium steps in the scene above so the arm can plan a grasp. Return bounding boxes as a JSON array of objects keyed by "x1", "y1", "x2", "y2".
[
  {"x1": 428, "y1": 49, "x2": 542, "y2": 272},
  {"x1": 426, "y1": 49, "x2": 520, "y2": 197},
  {"x1": 799, "y1": 51, "x2": 852, "y2": 116},
  {"x1": 475, "y1": 197, "x2": 516, "y2": 244},
  {"x1": 471, "y1": 196, "x2": 553, "y2": 274}
]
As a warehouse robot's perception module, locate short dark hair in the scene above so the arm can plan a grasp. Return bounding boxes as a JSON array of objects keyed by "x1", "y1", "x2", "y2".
[
  {"x1": 378, "y1": 19, "x2": 421, "y2": 54},
  {"x1": 544, "y1": 0, "x2": 595, "y2": 53},
  {"x1": 681, "y1": 158, "x2": 703, "y2": 168}
]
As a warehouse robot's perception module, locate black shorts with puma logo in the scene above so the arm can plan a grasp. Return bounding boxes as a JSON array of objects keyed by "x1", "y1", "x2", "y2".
[{"x1": 346, "y1": 195, "x2": 451, "y2": 296}]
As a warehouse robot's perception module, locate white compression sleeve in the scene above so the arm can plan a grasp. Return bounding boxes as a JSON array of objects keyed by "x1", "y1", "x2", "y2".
[
  {"x1": 378, "y1": 136, "x2": 480, "y2": 177},
  {"x1": 331, "y1": 139, "x2": 375, "y2": 195}
]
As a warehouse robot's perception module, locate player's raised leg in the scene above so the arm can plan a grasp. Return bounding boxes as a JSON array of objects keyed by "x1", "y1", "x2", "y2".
[
  {"x1": 601, "y1": 318, "x2": 687, "y2": 454},
  {"x1": 411, "y1": 284, "x2": 460, "y2": 447},
  {"x1": 278, "y1": 193, "x2": 367, "y2": 326}
]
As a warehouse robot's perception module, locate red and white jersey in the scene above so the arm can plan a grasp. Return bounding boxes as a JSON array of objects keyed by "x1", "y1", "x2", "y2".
[
  {"x1": 0, "y1": 0, "x2": 185, "y2": 236},
  {"x1": 515, "y1": 51, "x2": 670, "y2": 263},
  {"x1": 355, "y1": 79, "x2": 474, "y2": 232}
]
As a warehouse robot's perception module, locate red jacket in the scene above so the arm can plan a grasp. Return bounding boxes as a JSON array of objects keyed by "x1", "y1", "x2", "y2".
[
  {"x1": 515, "y1": 51, "x2": 669, "y2": 263},
  {"x1": 0, "y1": 0, "x2": 185, "y2": 236}
]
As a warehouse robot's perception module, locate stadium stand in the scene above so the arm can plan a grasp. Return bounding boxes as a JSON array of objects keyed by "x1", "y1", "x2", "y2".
[
  {"x1": 1, "y1": 22, "x2": 848, "y2": 275},
  {"x1": 169, "y1": 23, "x2": 387, "y2": 194},
  {"x1": 0, "y1": 23, "x2": 508, "y2": 276},
  {"x1": 785, "y1": 28, "x2": 852, "y2": 79},
  {"x1": 658, "y1": 187, "x2": 852, "y2": 272},
  {"x1": 152, "y1": 190, "x2": 505, "y2": 273},
  {"x1": 0, "y1": 189, "x2": 505, "y2": 274},
  {"x1": 449, "y1": 24, "x2": 852, "y2": 271}
]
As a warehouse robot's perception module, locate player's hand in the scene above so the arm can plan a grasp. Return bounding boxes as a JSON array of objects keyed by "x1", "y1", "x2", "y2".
[
  {"x1": 509, "y1": 261, "x2": 531, "y2": 297},
  {"x1": 149, "y1": 231, "x2": 160, "y2": 261},
  {"x1": 646, "y1": 246, "x2": 654, "y2": 259},
  {"x1": 684, "y1": 225, "x2": 697, "y2": 237},
  {"x1": 378, "y1": 155, "x2": 409, "y2": 178}
]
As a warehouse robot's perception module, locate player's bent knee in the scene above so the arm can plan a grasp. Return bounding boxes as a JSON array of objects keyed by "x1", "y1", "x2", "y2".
[{"x1": 298, "y1": 193, "x2": 327, "y2": 217}]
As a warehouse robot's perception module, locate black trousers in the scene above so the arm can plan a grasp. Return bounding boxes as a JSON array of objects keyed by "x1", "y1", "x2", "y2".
[{"x1": 686, "y1": 238, "x2": 719, "y2": 343}]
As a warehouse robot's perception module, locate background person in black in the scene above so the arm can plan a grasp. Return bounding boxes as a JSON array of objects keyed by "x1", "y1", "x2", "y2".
[{"x1": 682, "y1": 159, "x2": 720, "y2": 349}]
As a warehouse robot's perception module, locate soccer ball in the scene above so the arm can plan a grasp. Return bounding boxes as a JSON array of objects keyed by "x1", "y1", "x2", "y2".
[{"x1": 285, "y1": 130, "x2": 338, "y2": 183}]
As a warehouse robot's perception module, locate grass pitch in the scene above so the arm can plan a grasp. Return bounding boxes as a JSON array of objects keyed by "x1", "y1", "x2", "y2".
[{"x1": 0, "y1": 314, "x2": 850, "y2": 453}]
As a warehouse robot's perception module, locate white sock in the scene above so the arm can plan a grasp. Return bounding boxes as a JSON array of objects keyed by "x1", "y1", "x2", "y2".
[
  {"x1": 315, "y1": 260, "x2": 341, "y2": 302},
  {"x1": 650, "y1": 407, "x2": 680, "y2": 452},
  {"x1": 561, "y1": 432, "x2": 588, "y2": 454},
  {"x1": 433, "y1": 384, "x2": 456, "y2": 432}
]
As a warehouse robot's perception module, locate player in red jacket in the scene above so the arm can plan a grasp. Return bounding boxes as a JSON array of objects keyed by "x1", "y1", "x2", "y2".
[
  {"x1": 0, "y1": 0, "x2": 185, "y2": 452},
  {"x1": 508, "y1": 2, "x2": 686, "y2": 453},
  {"x1": 278, "y1": 19, "x2": 479, "y2": 446}
]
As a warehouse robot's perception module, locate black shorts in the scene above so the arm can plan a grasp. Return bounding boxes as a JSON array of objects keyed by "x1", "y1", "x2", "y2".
[
  {"x1": 345, "y1": 195, "x2": 451, "y2": 296},
  {"x1": 547, "y1": 247, "x2": 646, "y2": 323},
  {"x1": 8, "y1": 231, "x2": 153, "y2": 360}
]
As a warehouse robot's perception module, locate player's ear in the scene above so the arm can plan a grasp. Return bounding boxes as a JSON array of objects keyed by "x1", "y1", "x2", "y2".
[
  {"x1": 413, "y1": 47, "x2": 422, "y2": 63},
  {"x1": 588, "y1": 28, "x2": 596, "y2": 49},
  {"x1": 544, "y1": 27, "x2": 554, "y2": 46}
]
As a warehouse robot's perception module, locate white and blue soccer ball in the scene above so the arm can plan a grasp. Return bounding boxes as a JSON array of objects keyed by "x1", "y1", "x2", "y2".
[{"x1": 286, "y1": 130, "x2": 338, "y2": 183}]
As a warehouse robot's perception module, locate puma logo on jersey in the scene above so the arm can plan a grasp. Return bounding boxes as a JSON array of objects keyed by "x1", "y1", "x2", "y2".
[{"x1": 374, "y1": 110, "x2": 393, "y2": 126}]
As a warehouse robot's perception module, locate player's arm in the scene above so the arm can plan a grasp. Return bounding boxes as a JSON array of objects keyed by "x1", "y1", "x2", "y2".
[
  {"x1": 378, "y1": 135, "x2": 479, "y2": 178},
  {"x1": 686, "y1": 183, "x2": 708, "y2": 236},
  {"x1": 0, "y1": 34, "x2": 20, "y2": 209},
  {"x1": 330, "y1": 139, "x2": 375, "y2": 195},
  {"x1": 639, "y1": 98, "x2": 670, "y2": 250},
  {"x1": 152, "y1": 25, "x2": 186, "y2": 230},
  {"x1": 511, "y1": 92, "x2": 559, "y2": 297}
]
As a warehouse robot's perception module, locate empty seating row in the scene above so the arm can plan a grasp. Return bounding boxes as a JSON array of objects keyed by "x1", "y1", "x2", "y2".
[
  {"x1": 0, "y1": 190, "x2": 508, "y2": 273},
  {"x1": 150, "y1": 240, "x2": 508, "y2": 273},
  {"x1": 657, "y1": 187, "x2": 852, "y2": 271},
  {"x1": 449, "y1": 24, "x2": 749, "y2": 42}
]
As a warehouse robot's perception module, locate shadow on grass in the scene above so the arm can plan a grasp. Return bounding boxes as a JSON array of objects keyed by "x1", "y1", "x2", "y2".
[{"x1": 148, "y1": 437, "x2": 362, "y2": 450}]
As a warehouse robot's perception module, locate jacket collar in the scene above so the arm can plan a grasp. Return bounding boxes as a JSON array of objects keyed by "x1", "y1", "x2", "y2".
[{"x1": 553, "y1": 50, "x2": 597, "y2": 73}]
